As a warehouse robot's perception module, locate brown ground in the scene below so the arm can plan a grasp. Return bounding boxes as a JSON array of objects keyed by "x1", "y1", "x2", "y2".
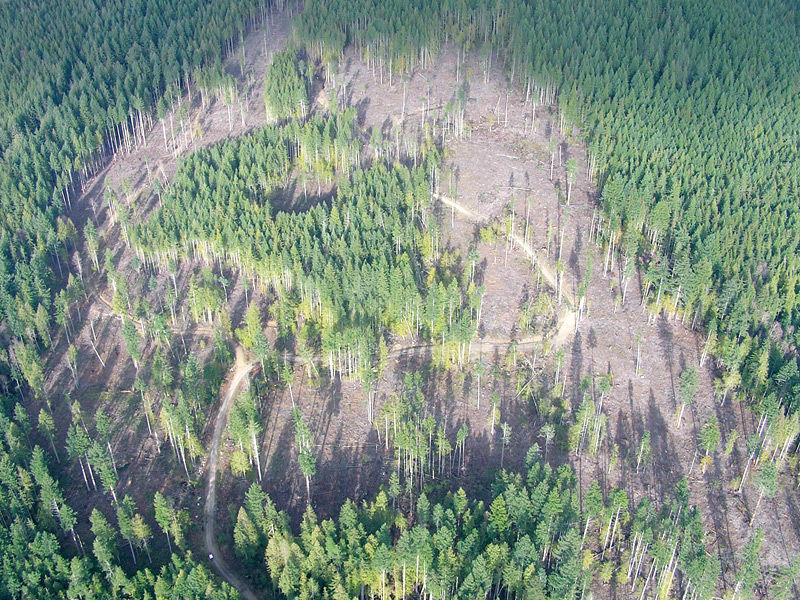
[{"x1": 44, "y1": 3, "x2": 797, "y2": 594}]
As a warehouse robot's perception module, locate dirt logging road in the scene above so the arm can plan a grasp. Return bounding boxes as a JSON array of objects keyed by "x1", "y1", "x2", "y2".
[
  {"x1": 434, "y1": 193, "x2": 577, "y2": 346},
  {"x1": 204, "y1": 346, "x2": 259, "y2": 600}
]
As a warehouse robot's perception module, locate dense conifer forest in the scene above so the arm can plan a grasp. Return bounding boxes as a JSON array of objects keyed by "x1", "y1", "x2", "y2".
[
  {"x1": 1, "y1": 0, "x2": 800, "y2": 598},
  {"x1": 131, "y1": 110, "x2": 481, "y2": 374}
]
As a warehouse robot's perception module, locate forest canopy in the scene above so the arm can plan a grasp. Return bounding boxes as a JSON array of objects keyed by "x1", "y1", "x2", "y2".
[{"x1": 132, "y1": 110, "x2": 479, "y2": 374}]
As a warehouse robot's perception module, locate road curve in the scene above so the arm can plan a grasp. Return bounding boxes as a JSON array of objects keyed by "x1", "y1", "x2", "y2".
[
  {"x1": 434, "y1": 193, "x2": 577, "y2": 345},
  {"x1": 204, "y1": 346, "x2": 259, "y2": 600}
]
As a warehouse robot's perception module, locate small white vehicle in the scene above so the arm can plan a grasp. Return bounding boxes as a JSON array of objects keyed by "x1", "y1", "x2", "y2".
[{"x1": 208, "y1": 553, "x2": 214, "y2": 561}]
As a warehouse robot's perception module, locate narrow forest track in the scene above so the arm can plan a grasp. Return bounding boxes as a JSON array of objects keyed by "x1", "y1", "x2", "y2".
[
  {"x1": 433, "y1": 193, "x2": 577, "y2": 346},
  {"x1": 204, "y1": 346, "x2": 259, "y2": 600}
]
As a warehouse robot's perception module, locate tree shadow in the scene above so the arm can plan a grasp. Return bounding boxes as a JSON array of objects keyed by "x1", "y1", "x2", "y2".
[
  {"x1": 705, "y1": 452, "x2": 736, "y2": 590},
  {"x1": 781, "y1": 484, "x2": 800, "y2": 553},
  {"x1": 587, "y1": 327, "x2": 597, "y2": 370},
  {"x1": 263, "y1": 415, "x2": 295, "y2": 513},
  {"x1": 646, "y1": 389, "x2": 683, "y2": 504},
  {"x1": 613, "y1": 408, "x2": 633, "y2": 493},
  {"x1": 657, "y1": 314, "x2": 677, "y2": 404},
  {"x1": 354, "y1": 96, "x2": 370, "y2": 128},
  {"x1": 569, "y1": 331, "x2": 583, "y2": 405},
  {"x1": 569, "y1": 222, "x2": 583, "y2": 282}
]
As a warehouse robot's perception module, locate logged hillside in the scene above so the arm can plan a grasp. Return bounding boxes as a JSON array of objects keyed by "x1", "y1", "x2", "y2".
[{"x1": 1, "y1": 1, "x2": 800, "y2": 599}]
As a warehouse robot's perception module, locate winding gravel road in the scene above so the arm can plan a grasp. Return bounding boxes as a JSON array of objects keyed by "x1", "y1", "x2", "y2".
[
  {"x1": 204, "y1": 346, "x2": 259, "y2": 600},
  {"x1": 434, "y1": 193, "x2": 576, "y2": 345}
]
